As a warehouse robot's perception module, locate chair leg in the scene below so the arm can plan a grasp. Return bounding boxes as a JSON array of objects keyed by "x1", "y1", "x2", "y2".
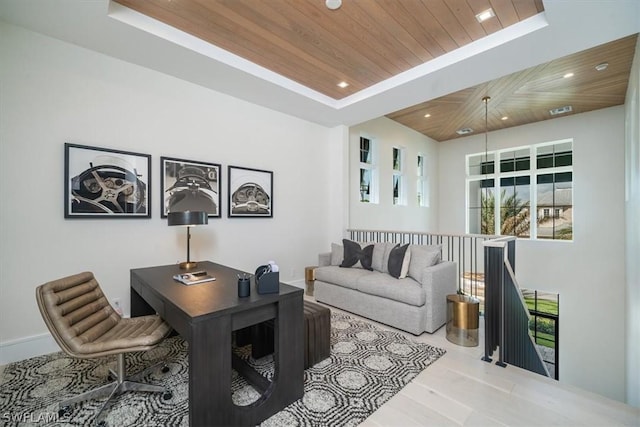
[
  {"x1": 59, "y1": 353, "x2": 171, "y2": 423},
  {"x1": 59, "y1": 382, "x2": 117, "y2": 408}
]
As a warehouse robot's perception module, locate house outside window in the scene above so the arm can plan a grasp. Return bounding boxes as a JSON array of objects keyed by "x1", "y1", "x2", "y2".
[
  {"x1": 417, "y1": 154, "x2": 428, "y2": 207},
  {"x1": 359, "y1": 136, "x2": 377, "y2": 203},
  {"x1": 466, "y1": 139, "x2": 573, "y2": 240},
  {"x1": 392, "y1": 147, "x2": 405, "y2": 205}
]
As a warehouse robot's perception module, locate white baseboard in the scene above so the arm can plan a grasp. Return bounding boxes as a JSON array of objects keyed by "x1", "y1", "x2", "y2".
[{"x1": 0, "y1": 333, "x2": 59, "y2": 366}]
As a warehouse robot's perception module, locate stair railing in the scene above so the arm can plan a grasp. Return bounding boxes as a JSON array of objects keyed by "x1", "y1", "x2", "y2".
[{"x1": 482, "y1": 236, "x2": 549, "y2": 377}]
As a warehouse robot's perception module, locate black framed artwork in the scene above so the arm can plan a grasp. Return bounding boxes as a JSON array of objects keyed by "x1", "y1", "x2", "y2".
[
  {"x1": 228, "y1": 165, "x2": 273, "y2": 218},
  {"x1": 160, "y1": 156, "x2": 221, "y2": 218},
  {"x1": 64, "y1": 143, "x2": 151, "y2": 219}
]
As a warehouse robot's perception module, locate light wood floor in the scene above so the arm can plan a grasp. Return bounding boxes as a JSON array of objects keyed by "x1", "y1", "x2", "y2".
[{"x1": 309, "y1": 297, "x2": 639, "y2": 427}]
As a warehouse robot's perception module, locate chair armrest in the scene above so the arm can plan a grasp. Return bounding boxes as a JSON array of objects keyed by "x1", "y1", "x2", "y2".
[
  {"x1": 420, "y1": 261, "x2": 457, "y2": 304},
  {"x1": 318, "y1": 252, "x2": 331, "y2": 267}
]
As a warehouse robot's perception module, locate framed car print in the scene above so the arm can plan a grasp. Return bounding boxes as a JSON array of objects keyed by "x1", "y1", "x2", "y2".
[
  {"x1": 64, "y1": 143, "x2": 151, "y2": 218},
  {"x1": 228, "y1": 165, "x2": 273, "y2": 218},
  {"x1": 160, "y1": 156, "x2": 221, "y2": 218}
]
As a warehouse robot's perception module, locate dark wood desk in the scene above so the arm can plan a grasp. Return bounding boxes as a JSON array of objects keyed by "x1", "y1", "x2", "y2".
[{"x1": 130, "y1": 261, "x2": 304, "y2": 426}]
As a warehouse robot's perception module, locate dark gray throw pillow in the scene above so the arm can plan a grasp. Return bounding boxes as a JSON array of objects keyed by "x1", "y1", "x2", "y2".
[
  {"x1": 388, "y1": 243, "x2": 410, "y2": 279},
  {"x1": 340, "y1": 239, "x2": 374, "y2": 271}
]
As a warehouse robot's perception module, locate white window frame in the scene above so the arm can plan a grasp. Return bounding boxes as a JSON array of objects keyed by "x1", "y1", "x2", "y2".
[{"x1": 465, "y1": 139, "x2": 573, "y2": 241}]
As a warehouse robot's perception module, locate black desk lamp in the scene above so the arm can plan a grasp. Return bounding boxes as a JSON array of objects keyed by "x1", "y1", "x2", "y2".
[{"x1": 168, "y1": 210, "x2": 208, "y2": 269}]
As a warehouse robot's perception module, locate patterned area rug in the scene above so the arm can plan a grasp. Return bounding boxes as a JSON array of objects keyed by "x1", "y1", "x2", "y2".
[{"x1": 0, "y1": 311, "x2": 444, "y2": 426}]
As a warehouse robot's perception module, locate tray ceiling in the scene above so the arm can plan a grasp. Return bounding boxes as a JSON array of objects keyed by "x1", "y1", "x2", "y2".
[{"x1": 113, "y1": 0, "x2": 544, "y2": 100}]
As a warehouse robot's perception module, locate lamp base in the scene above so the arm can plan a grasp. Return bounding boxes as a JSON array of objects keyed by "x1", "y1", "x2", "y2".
[{"x1": 179, "y1": 261, "x2": 198, "y2": 270}]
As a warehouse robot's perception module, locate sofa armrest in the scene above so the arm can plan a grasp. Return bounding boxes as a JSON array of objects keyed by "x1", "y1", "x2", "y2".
[
  {"x1": 318, "y1": 252, "x2": 331, "y2": 267},
  {"x1": 420, "y1": 261, "x2": 457, "y2": 296},
  {"x1": 419, "y1": 261, "x2": 458, "y2": 332}
]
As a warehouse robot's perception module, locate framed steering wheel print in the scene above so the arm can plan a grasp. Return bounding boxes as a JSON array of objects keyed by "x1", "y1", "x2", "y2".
[
  {"x1": 64, "y1": 143, "x2": 151, "y2": 219},
  {"x1": 160, "y1": 156, "x2": 221, "y2": 218},
  {"x1": 228, "y1": 165, "x2": 273, "y2": 218}
]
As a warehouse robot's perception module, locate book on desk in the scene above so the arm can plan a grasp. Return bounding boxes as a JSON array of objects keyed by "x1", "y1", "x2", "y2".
[{"x1": 173, "y1": 270, "x2": 215, "y2": 285}]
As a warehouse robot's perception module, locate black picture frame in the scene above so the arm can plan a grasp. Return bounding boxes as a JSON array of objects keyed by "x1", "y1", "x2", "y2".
[
  {"x1": 64, "y1": 143, "x2": 151, "y2": 219},
  {"x1": 228, "y1": 165, "x2": 273, "y2": 218},
  {"x1": 160, "y1": 156, "x2": 221, "y2": 218}
]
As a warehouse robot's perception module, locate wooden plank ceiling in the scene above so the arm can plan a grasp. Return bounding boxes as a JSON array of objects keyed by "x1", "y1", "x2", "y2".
[
  {"x1": 113, "y1": 0, "x2": 636, "y2": 142},
  {"x1": 387, "y1": 34, "x2": 638, "y2": 141},
  {"x1": 114, "y1": 0, "x2": 543, "y2": 100}
]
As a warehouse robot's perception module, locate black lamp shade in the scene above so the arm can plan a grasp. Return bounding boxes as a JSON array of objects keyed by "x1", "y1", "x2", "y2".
[{"x1": 167, "y1": 211, "x2": 208, "y2": 226}]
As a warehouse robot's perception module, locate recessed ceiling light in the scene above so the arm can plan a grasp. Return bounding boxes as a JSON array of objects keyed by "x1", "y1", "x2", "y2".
[
  {"x1": 424, "y1": 113, "x2": 431, "y2": 118},
  {"x1": 456, "y1": 128, "x2": 474, "y2": 135},
  {"x1": 475, "y1": 8, "x2": 495, "y2": 23},
  {"x1": 563, "y1": 72, "x2": 574, "y2": 78},
  {"x1": 595, "y1": 62, "x2": 609, "y2": 71},
  {"x1": 326, "y1": 0, "x2": 341, "y2": 10},
  {"x1": 337, "y1": 81, "x2": 349, "y2": 88},
  {"x1": 501, "y1": 116, "x2": 508, "y2": 121}
]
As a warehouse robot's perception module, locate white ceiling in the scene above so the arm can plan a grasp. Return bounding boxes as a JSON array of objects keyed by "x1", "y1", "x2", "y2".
[{"x1": 1, "y1": 0, "x2": 639, "y2": 130}]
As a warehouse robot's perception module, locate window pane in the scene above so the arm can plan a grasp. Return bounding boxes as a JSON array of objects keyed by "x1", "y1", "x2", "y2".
[
  {"x1": 500, "y1": 149, "x2": 530, "y2": 173},
  {"x1": 360, "y1": 168, "x2": 371, "y2": 202},
  {"x1": 537, "y1": 142, "x2": 572, "y2": 169},
  {"x1": 393, "y1": 175, "x2": 402, "y2": 204},
  {"x1": 468, "y1": 153, "x2": 495, "y2": 175},
  {"x1": 500, "y1": 176, "x2": 531, "y2": 237},
  {"x1": 537, "y1": 173, "x2": 573, "y2": 240},
  {"x1": 393, "y1": 148, "x2": 401, "y2": 171},
  {"x1": 468, "y1": 180, "x2": 495, "y2": 235},
  {"x1": 360, "y1": 137, "x2": 371, "y2": 164},
  {"x1": 417, "y1": 155, "x2": 424, "y2": 177}
]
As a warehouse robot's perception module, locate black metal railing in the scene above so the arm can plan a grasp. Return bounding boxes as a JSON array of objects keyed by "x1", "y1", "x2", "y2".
[
  {"x1": 347, "y1": 229, "x2": 496, "y2": 302},
  {"x1": 483, "y1": 237, "x2": 550, "y2": 377}
]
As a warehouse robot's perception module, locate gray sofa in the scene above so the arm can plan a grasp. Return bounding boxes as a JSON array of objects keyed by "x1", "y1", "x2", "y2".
[{"x1": 314, "y1": 241, "x2": 457, "y2": 335}]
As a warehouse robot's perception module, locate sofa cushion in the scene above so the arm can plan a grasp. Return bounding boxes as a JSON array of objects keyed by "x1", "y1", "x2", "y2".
[
  {"x1": 372, "y1": 242, "x2": 396, "y2": 273},
  {"x1": 388, "y1": 244, "x2": 411, "y2": 279},
  {"x1": 408, "y1": 244, "x2": 442, "y2": 282},
  {"x1": 315, "y1": 266, "x2": 373, "y2": 290},
  {"x1": 355, "y1": 273, "x2": 425, "y2": 307},
  {"x1": 340, "y1": 239, "x2": 374, "y2": 270}
]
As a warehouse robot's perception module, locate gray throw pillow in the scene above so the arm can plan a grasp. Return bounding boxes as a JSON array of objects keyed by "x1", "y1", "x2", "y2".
[
  {"x1": 330, "y1": 243, "x2": 343, "y2": 266},
  {"x1": 408, "y1": 244, "x2": 442, "y2": 282},
  {"x1": 372, "y1": 242, "x2": 394, "y2": 272}
]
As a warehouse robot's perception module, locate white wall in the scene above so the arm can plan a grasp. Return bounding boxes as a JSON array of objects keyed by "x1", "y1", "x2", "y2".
[
  {"x1": 348, "y1": 117, "x2": 439, "y2": 232},
  {"x1": 624, "y1": 38, "x2": 640, "y2": 408},
  {"x1": 438, "y1": 107, "x2": 627, "y2": 402},
  {"x1": 0, "y1": 23, "x2": 341, "y2": 362}
]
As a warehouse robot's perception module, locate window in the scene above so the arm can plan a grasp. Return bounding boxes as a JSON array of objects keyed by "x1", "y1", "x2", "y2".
[
  {"x1": 466, "y1": 140, "x2": 572, "y2": 240},
  {"x1": 417, "y1": 154, "x2": 428, "y2": 207},
  {"x1": 392, "y1": 147, "x2": 405, "y2": 205},
  {"x1": 359, "y1": 137, "x2": 377, "y2": 203}
]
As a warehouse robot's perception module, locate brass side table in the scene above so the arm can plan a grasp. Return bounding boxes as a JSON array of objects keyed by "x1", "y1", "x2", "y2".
[
  {"x1": 304, "y1": 266, "x2": 317, "y2": 296},
  {"x1": 446, "y1": 294, "x2": 480, "y2": 347}
]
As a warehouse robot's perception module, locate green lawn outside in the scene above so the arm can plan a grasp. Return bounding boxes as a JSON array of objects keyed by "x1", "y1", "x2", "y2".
[
  {"x1": 530, "y1": 330, "x2": 555, "y2": 348},
  {"x1": 524, "y1": 297, "x2": 558, "y2": 315}
]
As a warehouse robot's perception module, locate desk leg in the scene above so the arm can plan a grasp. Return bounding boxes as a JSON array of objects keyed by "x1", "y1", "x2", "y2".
[
  {"x1": 130, "y1": 286, "x2": 154, "y2": 317},
  {"x1": 274, "y1": 296, "x2": 304, "y2": 401},
  {"x1": 190, "y1": 316, "x2": 232, "y2": 426}
]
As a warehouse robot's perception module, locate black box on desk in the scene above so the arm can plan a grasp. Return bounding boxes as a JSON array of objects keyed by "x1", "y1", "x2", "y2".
[{"x1": 256, "y1": 271, "x2": 279, "y2": 294}]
